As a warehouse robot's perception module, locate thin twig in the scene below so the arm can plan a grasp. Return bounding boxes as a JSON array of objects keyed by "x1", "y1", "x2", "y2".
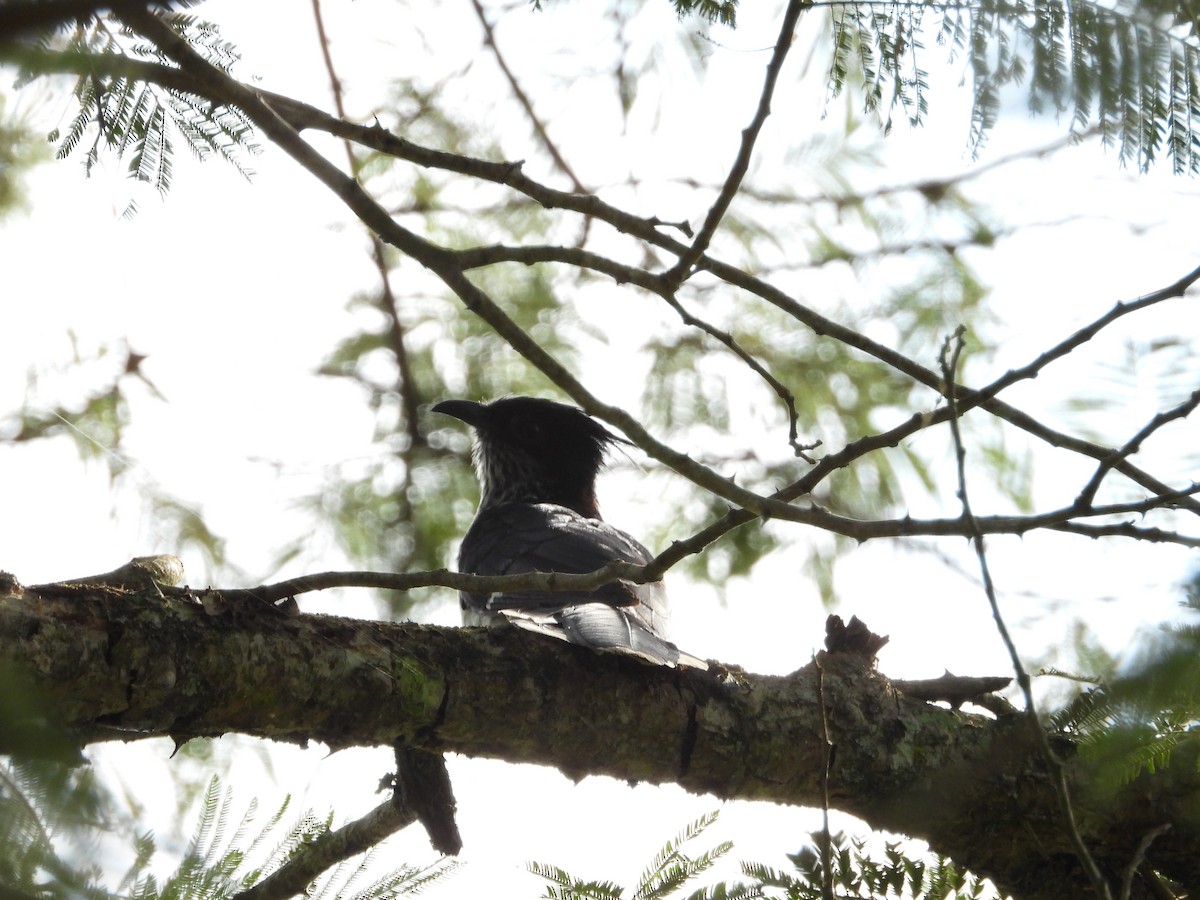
[
  {"x1": 149, "y1": 564, "x2": 657, "y2": 605},
  {"x1": 1075, "y1": 388, "x2": 1200, "y2": 507},
  {"x1": 469, "y1": 0, "x2": 586, "y2": 195},
  {"x1": 791, "y1": 123, "x2": 1103, "y2": 208},
  {"x1": 1048, "y1": 519, "x2": 1200, "y2": 546},
  {"x1": 660, "y1": 484, "x2": 1200, "y2": 543},
  {"x1": 705, "y1": 259, "x2": 1200, "y2": 516},
  {"x1": 125, "y1": 481, "x2": 1200, "y2": 608},
  {"x1": 814, "y1": 655, "x2": 835, "y2": 900},
  {"x1": 972, "y1": 263, "x2": 1200, "y2": 417},
  {"x1": 1119, "y1": 824, "x2": 1171, "y2": 900},
  {"x1": 310, "y1": 0, "x2": 424, "y2": 455},
  {"x1": 661, "y1": 0, "x2": 807, "y2": 288},
  {"x1": 111, "y1": 8, "x2": 800, "y2": 526},
  {"x1": 938, "y1": 326, "x2": 1113, "y2": 900},
  {"x1": 19, "y1": 44, "x2": 1199, "y2": 511},
  {"x1": 654, "y1": 294, "x2": 817, "y2": 460},
  {"x1": 456, "y1": 241, "x2": 814, "y2": 455},
  {"x1": 63, "y1": 21, "x2": 1200, "y2": 580}
]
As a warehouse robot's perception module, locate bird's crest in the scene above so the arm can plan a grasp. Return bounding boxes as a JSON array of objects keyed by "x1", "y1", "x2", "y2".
[{"x1": 433, "y1": 397, "x2": 626, "y2": 517}]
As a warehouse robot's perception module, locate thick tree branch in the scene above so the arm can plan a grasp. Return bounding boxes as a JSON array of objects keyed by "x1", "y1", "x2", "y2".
[
  {"x1": 4, "y1": 582, "x2": 1198, "y2": 899},
  {"x1": 0, "y1": 0, "x2": 175, "y2": 34}
]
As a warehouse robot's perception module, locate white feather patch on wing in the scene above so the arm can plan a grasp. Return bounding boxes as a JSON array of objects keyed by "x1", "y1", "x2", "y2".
[{"x1": 498, "y1": 607, "x2": 707, "y2": 670}]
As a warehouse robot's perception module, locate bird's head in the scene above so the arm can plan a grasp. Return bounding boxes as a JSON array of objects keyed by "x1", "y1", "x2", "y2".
[{"x1": 432, "y1": 396, "x2": 626, "y2": 517}]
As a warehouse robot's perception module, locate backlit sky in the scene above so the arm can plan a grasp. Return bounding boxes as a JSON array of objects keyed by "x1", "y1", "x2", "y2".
[{"x1": 2, "y1": 0, "x2": 1198, "y2": 893}]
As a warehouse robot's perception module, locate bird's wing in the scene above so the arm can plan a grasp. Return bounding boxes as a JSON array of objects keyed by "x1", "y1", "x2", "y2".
[
  {"x1": 459, "y1": 502, "x2": 695, "y2": 664},
  {"x1": 459, "y1": 502, "x2": 659, "y2": 611}
]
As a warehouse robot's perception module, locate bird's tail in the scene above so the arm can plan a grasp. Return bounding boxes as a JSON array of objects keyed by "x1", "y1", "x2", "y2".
[{"x1": 502, "y1": 604, "x2": 708, "y2": 669}]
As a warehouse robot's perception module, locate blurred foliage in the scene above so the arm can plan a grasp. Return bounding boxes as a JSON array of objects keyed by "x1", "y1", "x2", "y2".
[
  {"x1": 0, "y1": 755, "x2": 116, "y2": 900},
  {"x1": 12, "y1": 11, "x2": 257, "y2": 217},
  {"x1": 0, "y1": 340, "x2": 229, "y2": 574},
  {"x1": 741, "y1": 830, "x2": 1001, "y2": 899},
  {"x1": 0, "y1": 92, "x2": 47, "y2": 218},
  {"x1": 528, "y1": 815, "x2": 1002, "y2": 900},
  {"x1": 1049, "y1": 573, "x2": 1200, "y2": 792},
  {"x1": 528, "y1": 810, "x2": 745, "y2": 900},
  {"x1": 7, "y1": 0, "x2": 1194, "y2": 605},
  {"x1": 828, "y1": 0, "x2": 1200, "y2": 173},
  {"x1": 1, "y1": 2, "x2": 1197, "y2": 896},
  {"x1": 0, "y1": 766, "x2": 457, "y2": 900}
]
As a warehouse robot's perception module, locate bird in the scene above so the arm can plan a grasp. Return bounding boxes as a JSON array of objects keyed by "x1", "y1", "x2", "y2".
[{"x1": 433, "y1": 396, "x2": 706, "y2": 669}]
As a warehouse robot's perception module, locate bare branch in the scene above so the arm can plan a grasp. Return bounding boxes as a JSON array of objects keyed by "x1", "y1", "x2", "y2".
[
  {"x1": 116, "y1": 9, "x2": 840, "y2": 532},
  {"x1": 939, "y1": 327, "x2": 1113, "y2": 900},
  {"x1": 1119, "y1": 824, "x2": 1172, "y2": 900},
  {"x1": 794, "y1": 124, "x2": 1103, "y2": 208},
  {"x1": 309, "y1": 0, "x2": 424, "y2": 459},
  {"x1": 159, "y1": 565, "x2": 663, "y2": 605},
  {"x1": 470, "y1": 0, "x2": 587, "y2": 194},
  {"x1": 657, "y1": 292, "x2": 818, "y2": 461},
  {"x1": 704, "y1": 261, "x2": 1200, "y2": 515},
  {"x1": 87, "y1": 483, "x2": 1193, "y2": 610},
  {"x1": 455, "y1": 242, "x2": 814, "y2": 455},
  {"x1": 26, "y1": 15, "x2": 1200, "y2": 580},
  {"x1": 454, "y1": 242, "x2": 659, "y2": 286},
  {"x1": 1075, "y1": 388, "x2": 1200, "y2": 507},
  {"x1": 974, "y1": 263, "x2": 1200, "y2": 411},
  {"x1": 660, "y1": 0, "x2": 807, "y2": 289},
  {"x1": 19, "y1": 43, "x2": 1194, "y2": 514},
  {"x1": 1048, "y1": 520, "x2": 1200, "y2": 547}
]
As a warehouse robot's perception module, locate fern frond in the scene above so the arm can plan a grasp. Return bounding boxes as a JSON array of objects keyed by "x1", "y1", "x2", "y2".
[
  {"x1": 825, "y1": 0, "x2": 1200, "y2": 173},
  {"x1": 527, "y1": 861, "x2": 626, "y2": 899},
  {"x1": 738, "y1": 861, "x2": 797, "y2": 890},
  {"x1": 636, "y1": 811, "x2": 719, "y2": 894},
  {"x1": 239, "y1": 793, "x2": 291, "y2": 872},
  {"x1": 680, "y1": 883, "x2": 762, "y2": 900},
  {"x1": 40, "y1": 12, "x2": 260, "y2": 203},
  {"x1": 633, "y1": 812, "x2": 733, "y2": 900},
  {"x1": 55, "y1": 80, "x2": 96, "y2": 161},
  {"x1": 188, "y1": 776, "x2": 223, "y2": 862},
  {"x1": 670, "y1": 0, "x2": 737, "y2": 27},
  {"x1": 375, "y1": 857, "x2": 462, "y2": 897}
]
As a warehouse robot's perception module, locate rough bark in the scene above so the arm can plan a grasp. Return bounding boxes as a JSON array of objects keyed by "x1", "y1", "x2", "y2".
[{"x1": 1, "y1": 577, "x2": 1195, "y2": 898}]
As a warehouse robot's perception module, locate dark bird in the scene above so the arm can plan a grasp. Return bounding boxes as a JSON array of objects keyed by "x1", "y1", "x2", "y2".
[{"x1": 433, "y1": 396, "x2": 705, "y2": 669}]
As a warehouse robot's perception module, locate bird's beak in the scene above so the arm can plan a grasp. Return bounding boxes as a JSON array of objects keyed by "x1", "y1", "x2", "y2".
[{"x1": 431, "y1": 399, "x2": 487, "y2": 428}]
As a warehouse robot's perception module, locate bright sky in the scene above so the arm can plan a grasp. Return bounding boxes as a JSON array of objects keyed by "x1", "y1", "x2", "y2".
[{"x1": 2, "y1": 0, "x2": 1198, "y2": 894}]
